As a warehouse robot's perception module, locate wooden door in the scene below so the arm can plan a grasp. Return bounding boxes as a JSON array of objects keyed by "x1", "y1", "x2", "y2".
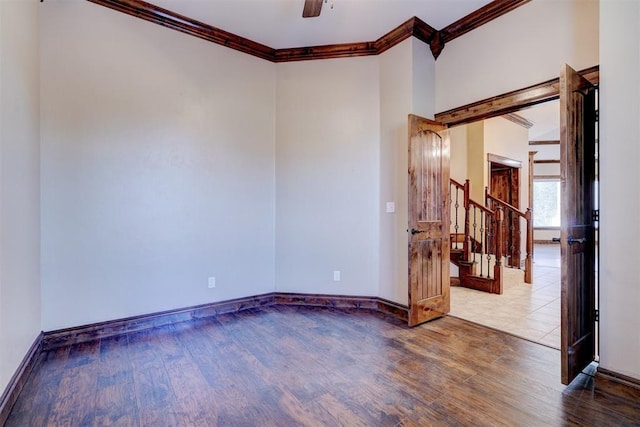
[
  {"x1": 490, "y1": 164, "x2": 521, "y2": 267},
  {"x1": 559, "y1": 64, "x2": 597, "y2": 385},
  {"x1": 408, "y1": 115, "x2": 450, "y2": 327}
]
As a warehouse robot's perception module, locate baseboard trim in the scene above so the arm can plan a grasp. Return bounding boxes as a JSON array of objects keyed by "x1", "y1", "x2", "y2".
[
  {"x1": 43, "y1": 293, "x2": 409, "y2": 350},
  {"x1": 0, "y1": 332, "x2": 43, "y2": 426},
  {"x1": 43, "y1": 293, "x2": 277, "y2": 350},
  {"x1": 595, "y1": 367, "x2": 640, "y2": 406},
  {"x1": 275, "y1": 293, "x2": 409, "y2": 321}
]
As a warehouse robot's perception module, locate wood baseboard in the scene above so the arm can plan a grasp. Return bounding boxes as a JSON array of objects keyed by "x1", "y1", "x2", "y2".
[
  {"x1": 275, "y1": 293, "x2": 408, "y2": 321},
  {"x1": 43, "y1": 293, "x2": 408, "y2": 350},
  {"x1": 0, "y1": 332, "x2": 43, "y2": 426},
  {"x1": 43, "y1": 293, "x2": 277, "y2": 350},
  {"x1": 595, "y1": 367, "x2": 640, "y2": 406}
]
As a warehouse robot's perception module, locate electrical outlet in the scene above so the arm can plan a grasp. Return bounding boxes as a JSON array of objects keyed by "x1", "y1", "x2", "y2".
[
  {"x1": 333, "y1": 270, "x2": 341, "y2": 281},
  {"x1": 386, "y1": 202, "x2": 395, "y2": 213},
  {"x1": 208, "y1": 277, "x2": 216, "y2": 288}
]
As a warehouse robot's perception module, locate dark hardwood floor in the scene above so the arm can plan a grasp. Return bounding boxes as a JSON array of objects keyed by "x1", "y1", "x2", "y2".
[{"x1": 5, "y1": 305, "x2": 640, "y2": 426}]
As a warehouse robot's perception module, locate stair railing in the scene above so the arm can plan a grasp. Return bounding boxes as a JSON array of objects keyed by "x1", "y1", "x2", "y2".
[
  {"x1": 449, "y1": 178, "x2": 470, "y2": 258},
  {"x1": 467, "y1": 200, "x2": 503, "y2": 280},
  {"x1": 485, "y1": 191, "x2": 533, "y2": 284},
  {"x1": 450, "y1": 179, "x2": 504, "y2": 281}
]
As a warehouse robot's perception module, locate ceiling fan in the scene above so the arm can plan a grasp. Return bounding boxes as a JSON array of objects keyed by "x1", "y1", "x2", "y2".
[{"x1": 302, "y1": 0, "x2": 325, "y2": 18}]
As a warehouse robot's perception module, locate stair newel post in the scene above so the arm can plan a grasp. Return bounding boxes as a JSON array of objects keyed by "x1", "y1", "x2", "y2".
[
  {"x1": 463, "y1": 179, "x2": 471, "y2": 262},
  {"x1": 524, "y1": 208, "x2": 533, "y2": 284},
  {"x1": 484, "y1": 186, "x2": 489, "y2": 209},
  {"x1": 493, "y1": 206, "x2": 504, "y2": 294}
]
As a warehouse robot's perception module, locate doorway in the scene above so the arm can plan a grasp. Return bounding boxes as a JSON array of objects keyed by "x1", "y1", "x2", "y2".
[
  {"x1": 436, "y1": 65, "x2": 599, "y2": 385},
  {"x1": 488, "y1": 154, "x2": 521, "y2": 268}
]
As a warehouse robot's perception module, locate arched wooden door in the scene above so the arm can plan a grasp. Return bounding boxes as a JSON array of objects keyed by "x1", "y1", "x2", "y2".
[{"x1": 407, "y1": 115, "x2": 450, "y2": 327}]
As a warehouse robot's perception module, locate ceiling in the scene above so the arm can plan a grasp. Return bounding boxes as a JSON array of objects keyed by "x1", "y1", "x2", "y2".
[
  {"x1": 517, "y1": 100, "x2": 560, "y2": 142},
  {"x1": 150, "y1": 0, "x2": 493, "y2": 49}
]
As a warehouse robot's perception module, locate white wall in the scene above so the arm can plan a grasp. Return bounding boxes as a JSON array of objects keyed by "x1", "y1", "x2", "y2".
[
  {"x1": 449, "y1": 125, "x2": 468, "y2": 184},
  {"x1": 466, "y1": 122, "x2": 485, "y2": 202},
  {"x1": 378, "y1": 40, "x2": 412, "y2": 304},
  {"x1": 377, "y1": 38, "x2": 436, "y2": 305},
  {"x1": 40, "y1": 1, "x2": 276, "y2": 330},
  {"x1": 0, "y1": 0, "x2": 41, "y2": 392},
  {"x1": 436, "y1": 0, "x2": 599, "y2": 112},
  {"x1": 599, "y1": 0, "x2": 640, "y2": 381},
  {"x1": 275, "y1": 57, "x2": 380, "y2": 297}
]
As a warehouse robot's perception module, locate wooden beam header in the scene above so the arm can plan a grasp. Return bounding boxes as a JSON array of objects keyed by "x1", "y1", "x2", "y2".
[{"x1": 435, "y1": 66, "x2": 599, "y2": 127}]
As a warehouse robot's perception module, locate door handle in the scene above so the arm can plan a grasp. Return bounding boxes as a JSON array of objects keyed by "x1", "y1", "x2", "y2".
[
  {"x1": 552, "y1": 237, "x2": 561, "y2": 243},
  {"x1": 568, "y1": 236, "x2": 587, "y2": 245},
  {"x1": 411, "y1": 228, "x2": 426, "y2": 235}
]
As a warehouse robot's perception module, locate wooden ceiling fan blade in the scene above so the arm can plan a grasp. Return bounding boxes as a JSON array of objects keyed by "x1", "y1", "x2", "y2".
[{"x1": 302, "y1": 0, "x2": 323, "y2": 18}]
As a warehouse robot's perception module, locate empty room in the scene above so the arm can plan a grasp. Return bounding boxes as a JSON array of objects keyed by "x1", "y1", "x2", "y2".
[{"x1": 1, "y1": 0, "x2": 639, "y2": 425}]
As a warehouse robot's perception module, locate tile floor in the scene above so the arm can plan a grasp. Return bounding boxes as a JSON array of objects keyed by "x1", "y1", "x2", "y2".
[{"x1": 450, "y1": 244, "x2": 561, "y2": 349}]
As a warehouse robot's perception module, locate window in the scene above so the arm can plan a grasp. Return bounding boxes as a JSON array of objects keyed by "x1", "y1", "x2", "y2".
[{"x1": 533, "y1": 179, "x2": 560, "y2": 227}]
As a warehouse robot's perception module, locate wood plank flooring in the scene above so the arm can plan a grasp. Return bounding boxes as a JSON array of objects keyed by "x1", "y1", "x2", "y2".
[{"x1": 5, "y1": 305, "x2": 640, "y2": 426}]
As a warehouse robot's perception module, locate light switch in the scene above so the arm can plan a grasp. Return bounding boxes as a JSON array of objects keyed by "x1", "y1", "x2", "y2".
[{"x1": 386, "y1": 202, "x2": 395, "y2": 213}]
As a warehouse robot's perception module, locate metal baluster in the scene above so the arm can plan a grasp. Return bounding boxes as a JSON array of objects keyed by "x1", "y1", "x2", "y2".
[
  {"x1": 472, "y1": 206, "x2": 478, "y2": 264},
  {"x1": 479, "y1": 211, "x2": 484, "y2": 277},
  {"x1": 509, "y1": 210, "x2": 515, "y2": 267},
  {"x1": 454, "y1": 186, "x2": 460, "y2": 249},
  {"x1": 486, "y1": 213, "x2": 492, "y2": 279}
]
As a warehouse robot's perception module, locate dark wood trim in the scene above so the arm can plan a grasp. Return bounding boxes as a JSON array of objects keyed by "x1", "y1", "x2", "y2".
[
  {"x1": 374, "y1": 17, "x2": 424, "y2": 55},
  {"x1": 439, "y1": 0, "x2": 531, "y2": 44},
  {"x1": 530, "y1": 140, "x2": 560, "y2": 146},
  {"x1": 534, "y1": 239, "x2": 560, "y2": 244},
  {"x1": 534, "y1": 159, "x2": 560, "y2": 164},
  {"x1": 275, "y1": 293, "x2": 409, "y2": 321},
  {"x1": 271, "y1": 16, "x2": 437, "y2": 62},
  {"x1": 534, "y1": 175, "x2": 561, "y2": 180},
  {"x1": 42, "y1": 293, "x2": 408, "y2": 349},
  {"x1": 435, "y1": 66, "x2": 599, "y2": 126},
  {"x1": 274, "y1": 42, "x2": 377, "y2": 62},
  {"x1": 43, "y1": 293, "x2": 277, "y2": 349},
  {"x1": 0, "y1": 332, "x2": 43, "y2": 426},
  {"x1": 411, "y1": 17, "x2": 438, "y2": 48},
  {"x1": 488, "y1": 153, "x2": 522, "y2": 168},
  {"x1": 528, "y1": 151, "x2": 536, "y2": 211},
  {"x1": 87, "y1": 0, "x2": 276, "y2": 61},
  {"x1": 595, "y1": 368, "x2": 640, "y2": 406},
  {"x1": 86, "y1": 0, "x2": 528, "y2": 62},
  {"x1": 503, "y1": 113, "x2": 534, "y2": 128}
]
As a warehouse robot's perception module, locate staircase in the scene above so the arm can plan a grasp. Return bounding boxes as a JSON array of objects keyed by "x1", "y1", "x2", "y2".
[{"x1": 450, "y1": 178, "x2": 533, "y2": 294}]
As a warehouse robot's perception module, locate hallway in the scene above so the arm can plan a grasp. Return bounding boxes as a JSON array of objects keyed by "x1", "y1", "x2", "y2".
[{"x1": 450, "y1": 244, "x2": 561, "y2": 349}]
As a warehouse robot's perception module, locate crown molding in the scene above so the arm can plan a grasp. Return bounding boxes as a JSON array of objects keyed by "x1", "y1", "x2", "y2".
[
  {"x1": 87, "y1": 0, "x2": 276, "y2": 61},
  {"x1": 440, "y1": 0, "x2": 531, "y2": 44},
  {"x1": 274, "y1": 42, "x2": 377, "y2": 62},
  {"x1": 86, "y1": 0, "x2": 529, "y2": 62},
  {"x1": 529, "y1": 140, "x2": 560, "y2": 146},
  {"x1": 503, "y1": 113, "x2": 534, "y2": 128}
]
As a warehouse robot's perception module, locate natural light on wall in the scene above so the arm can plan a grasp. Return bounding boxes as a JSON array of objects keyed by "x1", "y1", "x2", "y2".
[{"x1": 533, "y1": 180, "x2": 561, "y2": 227}]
